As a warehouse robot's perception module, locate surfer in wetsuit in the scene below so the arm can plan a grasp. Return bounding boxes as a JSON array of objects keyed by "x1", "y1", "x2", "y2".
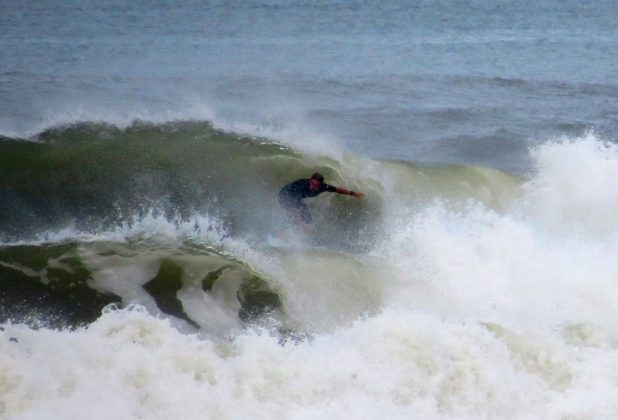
[{"x1": 278, "y1": 172, "x2": 364, "y2": 229}]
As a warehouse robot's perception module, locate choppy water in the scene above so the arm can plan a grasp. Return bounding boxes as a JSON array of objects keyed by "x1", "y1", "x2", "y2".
[{"x1": 1, "y1": 1, "x2": 617, "y2": 419}]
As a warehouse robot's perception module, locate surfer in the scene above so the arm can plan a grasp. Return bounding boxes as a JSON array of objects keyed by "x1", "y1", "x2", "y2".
[{"x1": 278, "y1": 172, "x2": 364, "y2": 230}]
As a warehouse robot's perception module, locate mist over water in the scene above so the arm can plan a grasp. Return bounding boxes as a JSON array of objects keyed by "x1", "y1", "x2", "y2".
[{"x1": 1, "y1": 1, "x2": 618, "y2": 419}]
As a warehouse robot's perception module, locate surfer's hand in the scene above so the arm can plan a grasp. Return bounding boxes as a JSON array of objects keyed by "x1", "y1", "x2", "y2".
[{"x1": 351, "y1": 191, "x2": 364, "y2": 199}]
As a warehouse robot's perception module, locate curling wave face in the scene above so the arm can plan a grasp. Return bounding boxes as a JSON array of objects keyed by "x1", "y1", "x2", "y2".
[{"x1": 0, "y1": 119, "x2": 520, "y2": 243}]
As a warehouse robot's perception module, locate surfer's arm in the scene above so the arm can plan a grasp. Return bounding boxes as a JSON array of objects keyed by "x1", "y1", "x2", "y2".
[{"x1": 333, "y1": 187, "x2": 364, "y2": 198}]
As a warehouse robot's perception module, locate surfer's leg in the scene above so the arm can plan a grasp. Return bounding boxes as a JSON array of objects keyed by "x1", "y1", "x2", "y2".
[
  {"x1": 295, "y1": 203, "x2": 314, "y2": 234},
  {"x1": 297, "y1": 202, "x2": 311, "y2": 224},
  {"x1": 277, "y1": 197, "x2": 312, "y2": 234}
]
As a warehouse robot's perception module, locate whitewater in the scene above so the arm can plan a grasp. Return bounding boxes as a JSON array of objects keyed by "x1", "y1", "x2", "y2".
[
  {"x1": 2, "y1": 1, "x2": 618, "y2": 418},
  {"x1": 1, "y1": 130, "x2": 617, "y2": 419}
]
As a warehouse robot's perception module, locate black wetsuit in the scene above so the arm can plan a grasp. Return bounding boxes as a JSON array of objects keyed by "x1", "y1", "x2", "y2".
[{"x1": 278, "y1": 179, "x2": 336, "y2": 223}]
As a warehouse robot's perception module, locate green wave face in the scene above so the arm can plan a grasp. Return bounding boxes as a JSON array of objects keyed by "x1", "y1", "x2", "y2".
[
  {"x1": 0, "y1": 121, "x2": 383, "y2": 244},
  {"x1": 0, "y1": 121, "x2": 299, "y2": 239},
  {"x1": 0, "y1": 120, "x2": 520, "y2": 243}
]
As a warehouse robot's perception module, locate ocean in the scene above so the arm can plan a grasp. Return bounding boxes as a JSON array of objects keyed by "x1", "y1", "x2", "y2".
[{"x1": 1, "y1": 1, "x2": 617, "y2": 418}]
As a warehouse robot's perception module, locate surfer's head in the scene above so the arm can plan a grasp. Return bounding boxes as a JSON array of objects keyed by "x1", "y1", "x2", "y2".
[{"x1": 309, "y1": 172, "x2": 324, "y2": 190}]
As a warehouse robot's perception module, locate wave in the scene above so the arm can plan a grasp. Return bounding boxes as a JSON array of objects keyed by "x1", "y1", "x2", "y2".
[
  {"x1": 2, "y1": 126, "x2": 618, "y2": 418},
  {"x1": 0, "y1": 119, "x2": 521, "y2": 244},
  {"x1": 0, "y1": 218, "x2": 387, "y2": 338},
  {"x1": 3, "y1": 121, "x2": 616, "y2": 338},
  {"x1": 0, "y1": 118, "x2": 527, "y2": 334},
  {"x1": 0, "y1": 120, "x2": 342, "y2": 240}
]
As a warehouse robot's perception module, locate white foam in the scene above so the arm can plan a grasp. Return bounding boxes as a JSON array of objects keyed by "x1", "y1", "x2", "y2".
[
  {"x1": 1, "y1": 307, "x2": 616, "y2": 419},
  {"x1": 522, "y1": 132, "x2": 618, "y2": 239},
  {"x1": 0, "y1": 210, "x2": 228, "y2": 247},
  {"x1": 378, "y1": 134, "x2": 618, "y2": 328},
  {"x1": 382, "y1": 201, "x2": 618, "y2": 328}
]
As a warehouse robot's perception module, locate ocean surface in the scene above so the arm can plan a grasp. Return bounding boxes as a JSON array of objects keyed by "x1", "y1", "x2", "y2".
[{"x1": 1, "y1": 1, "x2": 618, "y2": 418}]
